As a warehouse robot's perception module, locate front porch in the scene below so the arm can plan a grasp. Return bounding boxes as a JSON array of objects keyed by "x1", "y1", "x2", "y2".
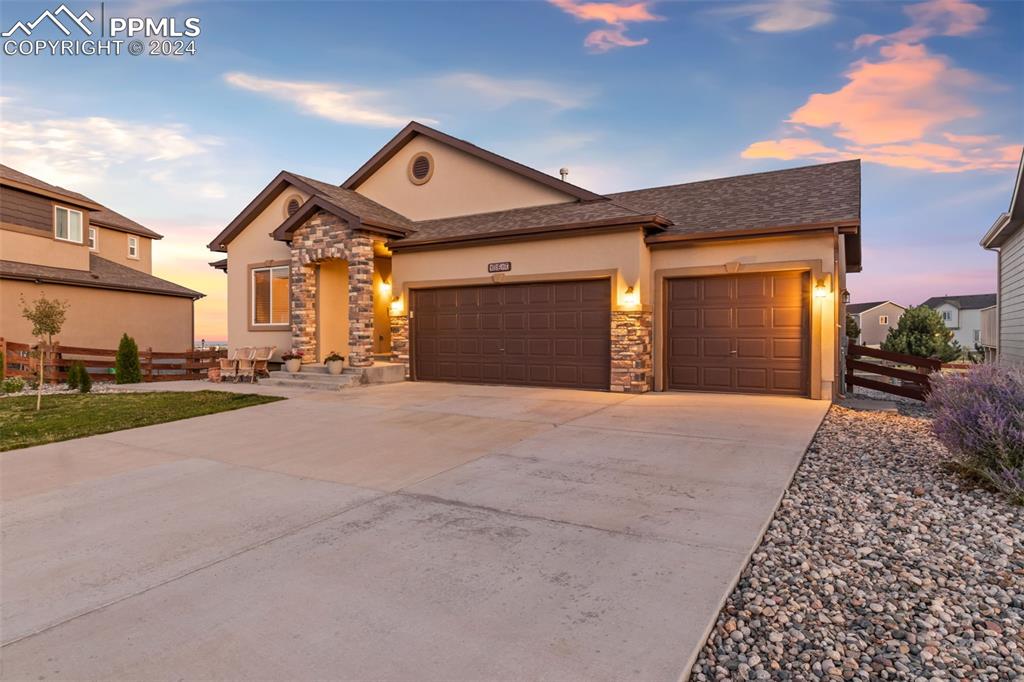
[{"x1": 288, "y1": 210, "x2": 401, "y2": 371}]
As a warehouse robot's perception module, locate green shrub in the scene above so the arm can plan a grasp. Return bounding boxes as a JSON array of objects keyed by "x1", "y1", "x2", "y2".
[
  {"x1": 115, "y1": 333, "x2": 142, "y2": 384},
  {"x1": 78, "y1": 365, "x2": 92, "y2": 393},
  {"x1": 2, "y1": 377, "x2": 25, "y2": 394},
  {"x1": 881, "y1": 305, "x2": 961, "y2": 362},
  {"x1": 67, "y1": 362, "x2": 81, "y2": 390}
]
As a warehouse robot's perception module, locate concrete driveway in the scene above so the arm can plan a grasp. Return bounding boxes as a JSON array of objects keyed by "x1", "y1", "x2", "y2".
[{"x1": 1, "y1": 382, "x2": 828, "y2": 681}]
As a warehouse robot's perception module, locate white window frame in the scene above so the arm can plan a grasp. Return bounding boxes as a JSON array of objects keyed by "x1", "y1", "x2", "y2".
[
  {"x1": 54, "y1": 205, "x2": 84, "y2": 243},
  {"x1": 127, "y1": 235, "x2": 139, "y2": 259},
  {"x1": 250, "y1": 265, "x2": 290, "y2": 327},
  {"x1": 879, "y1": 315, "x2": 888, "y2": 325},
  {"x1": 88, "y1": 226, "x2": 98, "y2": 250},
  {"x1": 942, "y1": 310, "x2": 952, "y2": 321}
]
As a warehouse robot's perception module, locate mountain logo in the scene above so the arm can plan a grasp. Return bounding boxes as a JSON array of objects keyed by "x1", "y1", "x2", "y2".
[{"x1": 2, "y1": 4, "x2": 95, "y2": 38}]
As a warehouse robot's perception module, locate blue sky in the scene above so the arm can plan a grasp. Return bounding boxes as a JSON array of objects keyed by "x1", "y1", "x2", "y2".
[{"x1": 1, "y1": 0, "x2": 1021, "y2": 340}]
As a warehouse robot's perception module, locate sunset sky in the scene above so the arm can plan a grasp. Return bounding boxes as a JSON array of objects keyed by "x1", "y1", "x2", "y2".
[{"x1": 2, "y1": 0, "x2": 1021, "y2": 342}]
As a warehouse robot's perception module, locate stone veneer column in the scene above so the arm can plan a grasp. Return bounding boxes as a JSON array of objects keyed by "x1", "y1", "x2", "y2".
[
  {"x1": 290, "y1": 256, "x2": 318, "y2": 359},
  {"x1": 610, "y1": 310, "x2": 653, "y2": 393},
  {"x1": 389, "y1": 313, "x2": 410, "y2": 378},
  {"x1": 347, "y1": 235, "x2": 375, "y2": 368}
]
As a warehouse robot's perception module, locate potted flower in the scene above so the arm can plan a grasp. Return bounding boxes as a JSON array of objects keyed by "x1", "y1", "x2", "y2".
[
  {"x1": 324, "y1": 351, "x2": 345, "y2": 375},
  {"x1": 281, "y1": 348, "x2": 304, "y2": 373}
]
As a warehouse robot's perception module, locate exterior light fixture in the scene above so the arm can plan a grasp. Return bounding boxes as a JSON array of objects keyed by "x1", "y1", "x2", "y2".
[
  {"x1": 622, "y1": 285, "x2": 640, "y2": 309},
  {"x1": 841, "y1": 289, "x2": 851, "y2": 305},
  {"x1": 813, "y1": 278, "x2": 829, "y2": 299},
  {"x1": 389, "y1": 295, "x2": 404, "y2": 316},
  {"x1": 379, "y1": 278, "x2": 392, "y2": 297}
]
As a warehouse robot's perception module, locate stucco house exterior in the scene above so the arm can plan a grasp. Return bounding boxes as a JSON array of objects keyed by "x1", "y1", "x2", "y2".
[
  {"x1": 980, "y1": 149, "x2": 1024, "y2": 365},
  {"x1": 846, "y1": 301, "x2": 905, "y2": 346},
  {"x1": 0, "y1": 165, "x2": 203, "y2": 350},
  {"x1": 922, "y1": 294, "x2": 998, "y2": 352},
  {"x1": 209, "y1": 122, "x2": 861, "y2": 399}
]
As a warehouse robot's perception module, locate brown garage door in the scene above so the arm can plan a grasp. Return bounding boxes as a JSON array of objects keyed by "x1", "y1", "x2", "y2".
[
  {"x1": 666, "y1": 271, "x2": 809, "y2": 396},
  {"x1": 412, "y1": 280, "x2": 610, "y2": 390}
]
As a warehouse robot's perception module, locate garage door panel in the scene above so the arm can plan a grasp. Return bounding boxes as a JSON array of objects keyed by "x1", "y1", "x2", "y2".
[
  {"x1": 667, "y1": 272, "x2": 808, "y2": 396},
  {"x1": 413, "y1": 280, "x2": 610, "y2": 390}
]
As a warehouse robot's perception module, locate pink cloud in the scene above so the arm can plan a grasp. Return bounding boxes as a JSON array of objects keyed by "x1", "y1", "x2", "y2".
[
  {"x1": 549, "y1": 0, "x2": 661, "y2": 52},
  {"x1": 742, "y1": 0, "x2": 1016, "y2": 174}
]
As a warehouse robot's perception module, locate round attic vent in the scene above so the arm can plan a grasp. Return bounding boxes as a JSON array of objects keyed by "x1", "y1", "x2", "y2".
[
  {"x1": 408, "y1": 152, "x2": 433, "y2": 185},
  {"x1": 286, "y1": 198, "x2": 301, "y2": 217}
]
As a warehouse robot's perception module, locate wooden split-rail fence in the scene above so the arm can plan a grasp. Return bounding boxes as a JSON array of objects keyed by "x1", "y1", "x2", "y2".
[
  {"x1": 845, "y1": 344, "x2": 943, "y2": 402},
  {"x1": 0, "y1": 338, "x2": 225, "y2": 384}
]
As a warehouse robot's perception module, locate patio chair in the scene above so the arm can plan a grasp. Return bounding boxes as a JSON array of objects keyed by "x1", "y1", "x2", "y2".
[
  {"x1": 236, "y1": 348, "x2": 258, "y2": 383},
  {"x1": 250, "y1": 346, "x2": 276, "y2": 382},
  {"x1": 218, "y1": 347, "x2": 247, "y2": 382}
]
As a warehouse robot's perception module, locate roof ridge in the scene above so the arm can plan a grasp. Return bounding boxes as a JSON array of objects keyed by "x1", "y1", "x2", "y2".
[
  {"x1": 410, "y1": 197, "x2": 625, "y2": 226},
  {"x1": 608, "y1": 159, "x2": 861, "y2": 197}
]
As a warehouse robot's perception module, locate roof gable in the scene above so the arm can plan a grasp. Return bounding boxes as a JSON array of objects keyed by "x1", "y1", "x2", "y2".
[
  {"x1": 921, "y1": 294, "x2": 997, "y2": 310},
  {"x1": 342, "y1": 121, "x2": 603, "y2": 204}
]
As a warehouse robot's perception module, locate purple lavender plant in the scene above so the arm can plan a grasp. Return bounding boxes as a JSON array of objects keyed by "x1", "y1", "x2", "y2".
[{"x1": 928, "y1": 363, "x2": 1024, "y2": 504}]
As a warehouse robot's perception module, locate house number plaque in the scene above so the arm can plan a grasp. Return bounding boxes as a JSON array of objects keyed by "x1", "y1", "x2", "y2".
[{"x1": 487, "y1": 262, "x2": 512, "y2": 273}]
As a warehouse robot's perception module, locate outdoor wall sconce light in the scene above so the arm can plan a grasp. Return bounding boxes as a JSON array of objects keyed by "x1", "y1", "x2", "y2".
[
  {"x1": 813, "y1": 277, "x2": 831, "y2": 299},
  {"x1": 621, "y1": 285, "x2": 640, "y2": 309},
  {"x1": 389, "y1": 295, "x2": 403, "y2": 315},
  {"x1": 379, "y1": 278, "x2": 392, "y2": 298},
  {"x1": 841, "y1": 289, "x2": 851, "y2": 304}
]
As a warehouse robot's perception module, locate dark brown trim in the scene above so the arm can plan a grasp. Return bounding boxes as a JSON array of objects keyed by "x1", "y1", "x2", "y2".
[
  {"x1": 208, "y1": 171, "x2": 294, "y2": 252},
  {"x1": 209, "y1": 258, "x2": 228, "y2": 272},
  {"x1": 247, "y1": 260, "x2": 292, "y2": 332},
  {"x1": 341, "y1": 121, "x2": 605, "y2": 202},
  {"x1": 646, "y1": 220, "x2": 859, "y2": 246},
  {"x1": 90, "y1": 218, "x2": 164, "y2": 240},
  {"x1": 389, "y1": 215, "x2": 671, "y2": 253},
  {"x1": 0, "y1": 271, "x2": 203, "y2": 299},
  {"x1": 0, "y1": 178, "x2": 103, "y2": 211}
]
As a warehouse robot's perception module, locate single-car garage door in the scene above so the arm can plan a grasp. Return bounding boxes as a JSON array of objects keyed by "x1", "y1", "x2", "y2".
[
  {"x1": 412, "y1": 280, "x2": 610, "y2": 390},
  {"x1": 666, "y1": 271, "x2": 809, "y2": 396}
]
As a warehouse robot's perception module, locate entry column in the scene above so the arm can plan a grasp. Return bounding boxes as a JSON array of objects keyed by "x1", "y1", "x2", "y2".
[{"x1": 347, "y1": 234, "x2": 375, "y2": 367}]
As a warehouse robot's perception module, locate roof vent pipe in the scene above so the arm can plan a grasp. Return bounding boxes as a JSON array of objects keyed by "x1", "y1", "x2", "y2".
[{"x1": 559, "y1": 167, "x2": 569, "y2": 181}]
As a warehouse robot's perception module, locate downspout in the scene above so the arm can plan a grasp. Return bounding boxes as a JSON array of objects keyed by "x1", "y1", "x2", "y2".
[{"x1": 834, "y1": 226, "x2": 842, "y2": 399}]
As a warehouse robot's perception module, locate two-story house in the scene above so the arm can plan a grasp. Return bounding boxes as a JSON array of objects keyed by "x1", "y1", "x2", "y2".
[
  {"x1": 980, "y1": 148, "x2": 1024, "y2": 365},
  {"x1": 0, "y1": 164, "x2": 203, "y2": 350},
  {"x1": 846, "y1": 300, "x2": 905, "y2": 346},
  {"x1": 921, "y1": 294, "x2": 998, "y2": 351}
]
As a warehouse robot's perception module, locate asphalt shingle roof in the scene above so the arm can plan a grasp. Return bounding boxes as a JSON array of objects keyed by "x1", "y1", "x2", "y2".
[
  {"x1": 607, "y1": 160, "x2": 861, "y2": 238},
  {"x1": 921, "y1": 294, "x2": 997, "y2": 310},
  {"x1": 289, "y1": 172, "x2": 417, "y2": 232},
  {"x1": 0, "y1": 254, "x2": 203, "y2": 299},
  {"x1": 847, "y1": 301, "x2": 894, "y2": 315}
]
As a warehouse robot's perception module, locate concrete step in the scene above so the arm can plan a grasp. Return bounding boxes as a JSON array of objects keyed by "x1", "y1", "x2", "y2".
[{"x1": 262, "y1": 371, "x2": 362, "y2": 391}]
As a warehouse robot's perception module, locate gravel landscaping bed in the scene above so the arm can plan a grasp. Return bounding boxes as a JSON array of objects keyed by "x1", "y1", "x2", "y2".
[
  {"x1": 1, "y1": 383, "x2": 125, "y2": 398},
  {"x1": 691, "y1": 405, "x2": 1023, "y2": 681}
]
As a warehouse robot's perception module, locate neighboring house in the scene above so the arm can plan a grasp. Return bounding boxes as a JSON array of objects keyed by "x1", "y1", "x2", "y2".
[
  {"x1": 0, "y1": 164, "x2": 203, "y2": 350},
  {"x1": 846, "y1": 300, "x2": 905, "y2": 346},
  {"x1": 980, "y1": 149, "x2": 1024, "y2": 365},
  {"x1": 921, "y1": 294, "x2": 998, "y2": 351},
  {"x1": 209, "y1": 121, "x2": 861, "y2": 399}
]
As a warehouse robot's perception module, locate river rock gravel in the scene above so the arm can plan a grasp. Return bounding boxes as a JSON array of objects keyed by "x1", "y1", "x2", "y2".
[{"x1": 690, "y1": 405, "x2": 1023, "y2": 681}]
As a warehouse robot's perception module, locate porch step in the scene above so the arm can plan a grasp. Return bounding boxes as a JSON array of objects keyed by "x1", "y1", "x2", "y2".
[
  {"x1": 262, "y1": 370, "x2": 363, "y2": 391},
  {"x1": 261, "y1": 362, "x2": 406, "y2": 391}
]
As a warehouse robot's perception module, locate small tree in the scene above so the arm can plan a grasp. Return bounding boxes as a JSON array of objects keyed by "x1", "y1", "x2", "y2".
[
  {"x1": 21, "y1": 294, "x2": 68, "y2": 411},
  {"x1": 881, "y1": 305, "x2": 961, "y2": 362},
  {"x1": 845, "y1": 313, "x2": 861, "y2": 342},
  {"x1": 115, "y1": 333, "x2": 142, "y2": 384},
  {"x1": 67, "y1": 362, "x2": 81, "y2": 390},
  {"x1": 78, "y1": 363, "x2": 92, "y2": 393}
]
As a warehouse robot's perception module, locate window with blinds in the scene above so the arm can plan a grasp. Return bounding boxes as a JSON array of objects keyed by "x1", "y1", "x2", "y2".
[{"x1": 252, "y1": 265, "x2": 289, "y2": 325}]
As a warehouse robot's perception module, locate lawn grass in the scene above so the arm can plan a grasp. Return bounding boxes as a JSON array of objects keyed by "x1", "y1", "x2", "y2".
[{"x1": 0, "y1": 391, "x2": 284, "y2": 452}]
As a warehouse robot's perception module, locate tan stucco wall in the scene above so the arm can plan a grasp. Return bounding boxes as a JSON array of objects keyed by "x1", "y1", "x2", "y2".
[
  {"x1": 1, "y1": 280, "x2": 193, "y2": 351},
  {"x1": 649, "y1": 233, "x2": 839, "y2": 399},
  {"x1": 391, "y1": 229, "x2": 650, "y2": 312},
  {"x1": 319, "y1": 259, "x2": 349, "y2": 363},
  {"x1": 92, "y1": 226, "x2": 152, "y2": 272},
  {"x1": 373, "y1": 257, "x2": 392, "y2": 354},
  {"x1": 355, "y1": 136, "x2": 576, "y2": 221},
  {"x1": 224, "y1": 188, "x2": 307, "y2": 358},
  {"x1": 0, "y1": 227, "x2": 90, "y2": 271}
]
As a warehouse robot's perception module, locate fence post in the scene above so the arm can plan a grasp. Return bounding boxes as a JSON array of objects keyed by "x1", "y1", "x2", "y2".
[
  {"x1": 49, "y1": 342, "x2": 61, "y2": 385},
  {"x1": 1, "y1": 337, "x2": 6, "y2": 380},
  {"x1": 145, "y1": 347, "x2": 154, "y2": 382}
]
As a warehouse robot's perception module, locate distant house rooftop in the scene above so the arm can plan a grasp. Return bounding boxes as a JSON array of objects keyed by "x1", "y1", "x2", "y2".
[{"x1": 921, "y1": 294, "x2": 997, "y2": 310}]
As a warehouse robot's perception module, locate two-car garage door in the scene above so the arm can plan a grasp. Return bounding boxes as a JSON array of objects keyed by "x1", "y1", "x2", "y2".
[{"x1": 411, "y1": 280, "x2": 611, "y2": 390}]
